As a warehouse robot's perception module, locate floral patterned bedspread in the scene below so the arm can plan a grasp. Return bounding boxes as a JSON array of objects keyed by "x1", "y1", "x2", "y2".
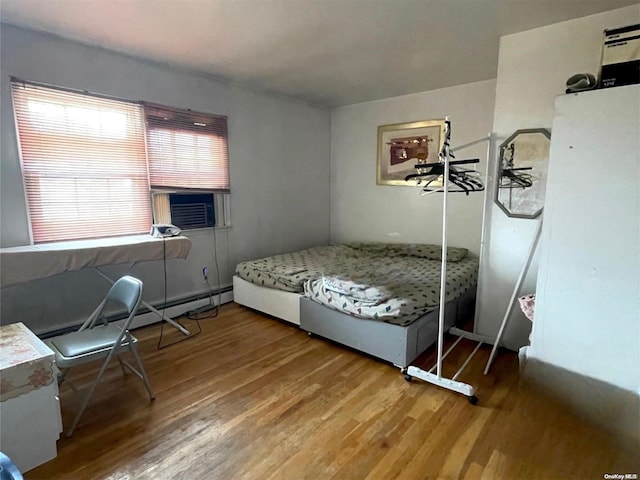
[
  {"x1": 235, "y1": 245, "x2": 362, "y2": 292},
  {"x1": 304, "y1": 255, "x2": 478, "y2": 326},
  {"x1": 235, "y1": 243, "x2": 477, "y2": 326}
]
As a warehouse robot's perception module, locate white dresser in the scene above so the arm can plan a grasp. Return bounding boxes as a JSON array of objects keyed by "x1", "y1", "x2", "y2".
[{"x1": 0, "y1": 322, "x2": 62, "y2": 472}]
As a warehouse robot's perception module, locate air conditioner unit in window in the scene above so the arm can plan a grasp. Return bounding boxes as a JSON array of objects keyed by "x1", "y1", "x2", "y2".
[{"x1": 169, "y1": 193, "x2": 215, "y2": 230}]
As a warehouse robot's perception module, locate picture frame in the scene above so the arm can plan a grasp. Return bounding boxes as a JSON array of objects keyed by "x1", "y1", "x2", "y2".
[{"x1": 376, "y1": 119, "x2": 446, "y2": 186}]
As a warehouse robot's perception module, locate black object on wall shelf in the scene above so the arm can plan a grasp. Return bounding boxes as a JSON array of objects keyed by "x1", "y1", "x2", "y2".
[{"x1": 565, "y1": 73, "x2": 597, "y2": 94}]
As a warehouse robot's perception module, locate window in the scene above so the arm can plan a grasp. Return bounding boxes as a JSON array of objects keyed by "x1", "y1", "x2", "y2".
[
  {"x1": 11, "y1": 79, "x2": 230, "y2": 243},
  {"x1": 144, "y1": 103, "x2": 230, "y2": 232},
  {"x1": 11, "y1": 81, "x2": 151, "y2": 243},
  {"x1": 144, "y1": 104, "x2": 230, "y2": 192}
]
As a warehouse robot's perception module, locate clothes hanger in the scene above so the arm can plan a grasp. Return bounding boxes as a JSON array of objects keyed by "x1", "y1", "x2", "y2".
[
  {"x1": 405, "y1": 161, "x2": 485, "y2": 196},
  {"x1": 405, "y1": 119, "x2": 486, "y2": 196},
  {"x1": 499, "y1": 168, "x2": 533, "y2": 189},
  {"x1": 498, "y1": 143, "x2": 534, "y2": 189}
]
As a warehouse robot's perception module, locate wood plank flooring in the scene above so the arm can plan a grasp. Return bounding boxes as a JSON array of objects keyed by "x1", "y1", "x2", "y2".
[{"x1": 26, "y1": 303, "x2": 638, "y2": 479}]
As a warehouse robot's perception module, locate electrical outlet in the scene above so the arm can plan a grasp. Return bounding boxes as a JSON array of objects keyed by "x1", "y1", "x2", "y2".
[{"x1": 202, "y1": 267, "x2": 209, "y2": 281}]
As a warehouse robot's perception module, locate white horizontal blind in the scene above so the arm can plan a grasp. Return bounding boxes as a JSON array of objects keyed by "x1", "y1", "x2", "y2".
[
  {"x1": 11, "y1": 81, "x2": 152, "y2": 243},
  {"x1": 144, "y1": 104, "x2": 230, "y2": 192}
]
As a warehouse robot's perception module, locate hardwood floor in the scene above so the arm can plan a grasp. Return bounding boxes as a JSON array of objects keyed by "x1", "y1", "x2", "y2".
[{"x1": 26, "y1": 303, "x2": 637, "y2": 480}]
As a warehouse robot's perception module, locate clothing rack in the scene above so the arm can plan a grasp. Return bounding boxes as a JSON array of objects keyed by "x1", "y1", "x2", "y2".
[{"x1": 403, "y1": 118, "x2": 494, "y2": 404}]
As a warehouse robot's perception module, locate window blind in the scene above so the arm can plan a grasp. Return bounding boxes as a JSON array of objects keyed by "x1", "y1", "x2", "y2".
[
  {"x1": 11, "y1": 81, "x2": 152, "y2": 243},
  {"x1": 144, "y1": 104, "x2": 230, "y2": 192}
]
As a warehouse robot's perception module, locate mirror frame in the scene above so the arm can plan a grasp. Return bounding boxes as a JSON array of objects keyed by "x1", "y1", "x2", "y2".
[{"x1": 495, "y1": 128, "x2": 551, "y2": 219}]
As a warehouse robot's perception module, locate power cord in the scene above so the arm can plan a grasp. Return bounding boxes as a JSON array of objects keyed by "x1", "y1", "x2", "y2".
[
  {"x1": 185, "y1": 226, "x2": 221, "y2": 321},
  {"x1": 213, "y1": 226, "x2": 222, "y2": 311},
  {"x1": 157, "y1": 237, "x2": 202, "y2": 350}
]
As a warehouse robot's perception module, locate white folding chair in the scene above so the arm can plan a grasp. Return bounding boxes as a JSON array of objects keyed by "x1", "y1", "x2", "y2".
[{"x1": 45, "y1": 275, "x2": 155, "y2": 436}]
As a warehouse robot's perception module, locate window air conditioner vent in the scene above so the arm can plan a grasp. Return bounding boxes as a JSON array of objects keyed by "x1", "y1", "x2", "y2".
[{"x1": 169, "y1": 193, "x2": 215, "y2": 230}]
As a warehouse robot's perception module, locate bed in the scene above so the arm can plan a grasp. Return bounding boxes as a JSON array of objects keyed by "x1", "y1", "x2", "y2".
[{"x1": 233, "y1": 243, "x2": 478, "y2": 368}]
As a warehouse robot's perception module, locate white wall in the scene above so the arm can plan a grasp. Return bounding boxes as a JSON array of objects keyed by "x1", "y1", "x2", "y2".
[
  {"x1": 0, "y1": 25, "x2": 331, "y2": 334},
  {"x1": 330, "y1": 80, "x2": 496, "y2": 254},
  {"x1": 475, "y1": 5, "x2": 640, "y2": 349}
]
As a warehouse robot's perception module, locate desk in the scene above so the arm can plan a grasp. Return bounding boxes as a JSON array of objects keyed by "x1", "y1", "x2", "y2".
[
  {"x1": 0, "y1": 322, "x2": 62, "y2": 472},
  {"x1": 0, "y1": 235, "x2": 193, "y2": 334}
]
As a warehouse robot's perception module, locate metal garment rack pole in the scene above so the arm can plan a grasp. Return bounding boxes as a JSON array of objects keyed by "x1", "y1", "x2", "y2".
[
  {"x1": 95, "y1": 266, "x2": 191, "y2": 336},
  {"x1": 483, "y1": 217, "x2": 543, "y2": 375},
  {"x1": 405, "y1": 121, "x2": 492, "y2": 403}
]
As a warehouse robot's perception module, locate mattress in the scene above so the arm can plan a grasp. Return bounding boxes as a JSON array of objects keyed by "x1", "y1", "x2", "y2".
[
  {"x1": 235, "y1": 243, "x2": 477, "y2": 327},
  {"x1": 235, "y1": 245, "x2": 361, "y2": 292},
  {"x1": 304, "y1": 254, "x2": 478, "y2": 326}
]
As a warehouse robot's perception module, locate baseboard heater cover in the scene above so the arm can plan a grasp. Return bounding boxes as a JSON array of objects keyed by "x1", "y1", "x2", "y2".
[{"x1": 40, "y1": 286, "x2": 233, "y2": 338}]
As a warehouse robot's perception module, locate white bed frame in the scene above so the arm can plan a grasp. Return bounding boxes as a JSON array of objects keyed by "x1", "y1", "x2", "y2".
[
  {"x1": 232, "y1": 275, "x2": 301, "y2": 325},
  {"x1": 233, "y1": 275, "x2": 477, "y2": 368}
]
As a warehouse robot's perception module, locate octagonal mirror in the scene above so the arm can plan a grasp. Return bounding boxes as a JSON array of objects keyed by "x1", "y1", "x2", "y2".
[{"x1": 495, "y1": 128, "x2": 551, "y2": 219}]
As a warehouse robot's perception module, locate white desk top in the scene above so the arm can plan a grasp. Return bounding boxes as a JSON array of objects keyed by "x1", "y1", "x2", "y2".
[{"x1": 0, "y1": 234, "x2": 192, "y2": 288}]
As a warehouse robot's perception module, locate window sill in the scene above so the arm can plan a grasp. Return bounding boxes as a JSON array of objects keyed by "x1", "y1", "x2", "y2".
[{"x1": 179, "y1": 225, "x2": 232, "y2": 235}]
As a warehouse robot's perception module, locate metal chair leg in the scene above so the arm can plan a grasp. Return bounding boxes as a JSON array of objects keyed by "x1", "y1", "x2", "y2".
[
  {"x1": 116, "y1": 354, "x2": 127, "y2": 376},
  {"x1": 66, "y1": 350, "x2": 117, "y2": 437},
  {"x1": 129, "y1": 341, "x2": 155, "y2": 401}
]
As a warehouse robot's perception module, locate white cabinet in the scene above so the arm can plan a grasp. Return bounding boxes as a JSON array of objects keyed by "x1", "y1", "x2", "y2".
[
  {"x1": 0, "y1": 322, "x2": 62, "y2": 472},
  {"x1": 530, "y1": 84, "x2": 640, "y2": 393}
]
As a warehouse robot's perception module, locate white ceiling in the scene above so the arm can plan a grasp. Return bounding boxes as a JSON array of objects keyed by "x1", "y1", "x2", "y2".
[{"x1": 1, "y1": 0, "x2": 636, "y2": 107}]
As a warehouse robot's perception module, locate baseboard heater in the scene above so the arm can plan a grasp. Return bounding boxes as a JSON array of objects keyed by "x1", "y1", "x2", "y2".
[{"x1": 40, "y1": 285, "x2": 234, "y2": 339}]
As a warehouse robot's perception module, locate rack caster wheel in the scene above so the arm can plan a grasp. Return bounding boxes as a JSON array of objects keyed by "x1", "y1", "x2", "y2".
[
  {"x1": 467, "y1": 395, "x2": 478, "y2": 405},
  {"x1": 403, "y1": 374, "x2": 413, "y2": 383}
]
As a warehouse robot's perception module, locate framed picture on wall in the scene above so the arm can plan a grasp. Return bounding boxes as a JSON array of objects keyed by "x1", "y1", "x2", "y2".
[{"x1": 376, "y1": 119, "x2": 445, "y2": 186}]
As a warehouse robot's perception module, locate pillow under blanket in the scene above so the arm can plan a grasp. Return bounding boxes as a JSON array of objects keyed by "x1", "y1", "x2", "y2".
[{"x1": 344, "y1": 242, "x2": 468, "y2": 262}]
